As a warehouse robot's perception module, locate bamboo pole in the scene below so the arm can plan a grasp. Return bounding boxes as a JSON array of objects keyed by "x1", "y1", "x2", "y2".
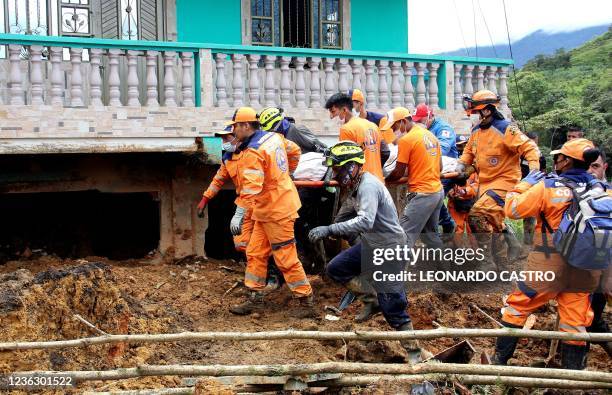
[
  {"x1": 18, "y1": 363, "x2": 612, "y2": 383},
  {"x1": 318, "y1": 374, "x2": 612, "y2": 389},
  {"x1": 0, "y1": 329, "x2": 610, "y2": 352}
]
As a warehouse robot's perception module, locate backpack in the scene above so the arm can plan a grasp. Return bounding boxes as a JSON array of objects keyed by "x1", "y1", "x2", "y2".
[{"x1": 541, "y1": 178, "x2": 612, "y2": 270}]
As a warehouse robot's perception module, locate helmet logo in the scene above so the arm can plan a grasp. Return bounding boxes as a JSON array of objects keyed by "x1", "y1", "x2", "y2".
[{"x1": 488, "y1": 156, "x2": 499, "y2": 166}]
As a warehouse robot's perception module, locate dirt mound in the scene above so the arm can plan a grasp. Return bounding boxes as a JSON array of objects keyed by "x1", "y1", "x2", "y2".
[{"x1": 0, "y1": 262, "x2": 134, "y2": 372}]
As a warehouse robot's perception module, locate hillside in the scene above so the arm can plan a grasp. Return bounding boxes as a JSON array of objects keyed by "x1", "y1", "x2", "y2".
[
  {"x1": 508, "y1": 27, "x2": 612, "y2": 162},
  {"x1": 438, "y1": 24, "x2": 609, "y2": 68}
]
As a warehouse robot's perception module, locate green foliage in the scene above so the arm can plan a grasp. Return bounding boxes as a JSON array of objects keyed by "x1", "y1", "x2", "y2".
[{"x1": 509, "y1": 26, "x2": 612, "y2": 172}]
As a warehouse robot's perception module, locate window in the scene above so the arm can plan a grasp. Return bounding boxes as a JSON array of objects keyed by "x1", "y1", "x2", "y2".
[
  {"x1": 250, "y1": 0, "x2": 342, "y2": 49},
  {"x1": 0, "y1": 0, "x2": 164, "y2": 40}
]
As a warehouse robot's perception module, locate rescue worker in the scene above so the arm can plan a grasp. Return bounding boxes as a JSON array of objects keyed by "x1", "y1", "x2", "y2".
[
  {"x1": 257, "y1": 106, "x2": 330, "y2": 268},
  {"x1": 257, "y1": 107, "x2": 327, "y2": 154},
  {"x1": 308, "y1": 142, "x2": 427, "y2": 363},
  {"x1": 349, "y1": 88, "x2": 386, "y2": 128},
  {"x1": 520, "y1": 132, "x2": 547, "y2": 247},
  {"x1": 412, "y1": 103, "x2": 458, "y2": 236},
  {"x1": 447, "y1": 136, "x2": 477, "y2": 239},
  {"x1": 458, "y1": 90, "x2": 541, "y2": 267},
  {"x1": 496, "y1": 138, "x2": 604, "y2": 369},
  {"x1": 325, "y1": 92, "x2": 389, "y2": 182},
  {"x1": 223, "y1": 107, "x2": 315, "y2": 317},
  {"x1": 383, "y1": 107, "x2": 444, "y2": 250},
  {"x1": 196, "y1": 125, "x2": 296, "y2": 290},
  {"x1": 589, "y1": 151, "x2": 608, "y2": 182}
]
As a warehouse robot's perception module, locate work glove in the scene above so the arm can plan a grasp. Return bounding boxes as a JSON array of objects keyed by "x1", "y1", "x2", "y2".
[
  {"x1": 308, "y1": 226, "x2": 331, "y2": 243},
  {"x1": 230, "y1": 206, "x2": 247, "y2": 236},
  {"x1": 521, "y1": 169, "x2": 545, "y2": 186},
  {"x1": 196, "y1": 196, "x2": 209, "y2": 218}
]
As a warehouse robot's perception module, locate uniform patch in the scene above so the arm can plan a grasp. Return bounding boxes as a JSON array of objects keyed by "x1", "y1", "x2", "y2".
[
  {"x1": 275, "y1": 147, "x2": 288, "y2": 172},
  {"x1": 488, "y1": 156, "x2": 499, "y2": 166},
  {"x1": 441, "y1": 130, "x2": 451, "y2": 138}
]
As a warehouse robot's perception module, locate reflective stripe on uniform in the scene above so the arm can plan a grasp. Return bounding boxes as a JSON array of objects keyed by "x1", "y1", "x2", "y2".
[
  {"x1": 551, "y1": 197, "x2": 571, "y2": 204},
  {"x1": 245, "y1": 271, "x2": 266, "y2": 285},
  {"x1": 271, "y1": 238, "x2": 296, "y2": 251},
  {"x1": 242, "y1": 188, "x2": 260, "y2": 195},
  {"x1": 234, "y1": 241, "x2": 247, "y2": 248},
  {"x1": 502, "y1": 305, "x2": 524, "y2": 317},
  {"x1": 287, "y1": 278, "x2": 309, "y2": 290},
  {"x1": 244, "y1": 169, "x2": 265, "y2": 177},
  {"x1": 208, "y1": 185, "x2": 220, "y2": 193},
  {"x1": 559, "y1": 323, "x2": 587, "y2": 333}
]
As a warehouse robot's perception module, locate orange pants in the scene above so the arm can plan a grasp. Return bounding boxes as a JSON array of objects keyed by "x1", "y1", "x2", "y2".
[
  {"x1": 233, "y1": 209, "x2": 254, "y2": 253},
  {"x1": 502, "y1": 291, "x2": 593, "y2": 345},
  {"x1": 468, "y1": 189, "x2": 507, "y2": 233},
  {"x1": 501, "y1": 251, "x2": 600, "y2": 345},
  {"x1": 245, "y1": 217, "x2": 312, "y2": 297},
  {"x1": 449, "y1": 205, "x2": 471, "y2": 234}
]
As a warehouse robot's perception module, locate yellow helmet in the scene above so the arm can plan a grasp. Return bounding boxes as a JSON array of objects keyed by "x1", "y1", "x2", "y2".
[
  {"x1": 325, "y1": 141, "x2": 366, "y2": 167},
  {"x1": 258, "y1": 107, "x2": 285, "y2": 131}
]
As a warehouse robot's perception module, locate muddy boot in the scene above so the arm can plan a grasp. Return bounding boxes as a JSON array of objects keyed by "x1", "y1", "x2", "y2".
[
  {"x1": 293, "y1": 293, "x2": 318, "y2": 319},
  {"x1": 230, "y1": 291, "x2": 265, "y2": 316},
  {"x1": 503, "y1": 227, "x2": 523, "y2": 263},
  {"x1": 561, "y1": 343, "x2": 588, "y2": 370},
  {"x1": 491, "y1": 321, "x2": 521, "y2": 365},
  {"x1": 398, "y1": 322, "x2": 425, "y2": 364},
  {"x1": 346, "y1": 277, "x2": 381, "y2": 323},
  {"x1": 472, "y1": 233, "x2": 497, "y2": 271}
]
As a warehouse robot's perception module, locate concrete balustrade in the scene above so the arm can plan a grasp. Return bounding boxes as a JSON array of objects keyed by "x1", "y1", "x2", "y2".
[{"x1": 0, "y1": 33, "x2": 511, "y2": 113}]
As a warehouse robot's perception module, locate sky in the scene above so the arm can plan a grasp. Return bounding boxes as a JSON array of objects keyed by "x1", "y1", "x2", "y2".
[{"x1": 408, "y1": 0, "x2": 612, "y2": 54}]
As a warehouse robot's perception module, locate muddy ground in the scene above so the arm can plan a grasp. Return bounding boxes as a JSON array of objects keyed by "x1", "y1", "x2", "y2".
[{"x1": 0, "y1": 254, "x2": 609, "y2": 394}]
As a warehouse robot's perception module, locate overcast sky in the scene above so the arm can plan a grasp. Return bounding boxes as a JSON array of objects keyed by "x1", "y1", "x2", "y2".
[{"x1": 408, "y1": 0, "x2": 612, "y2": 54}]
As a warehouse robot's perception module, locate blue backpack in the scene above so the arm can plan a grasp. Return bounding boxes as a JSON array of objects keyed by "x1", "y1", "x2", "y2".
[{"x1": 541, "y1": 178, "x2": 612, "y2": 270}]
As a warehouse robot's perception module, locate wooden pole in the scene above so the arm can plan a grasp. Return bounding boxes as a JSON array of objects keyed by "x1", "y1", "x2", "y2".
[
  {"x1": 0, "y1": 329, "x2": 610, "y2": 352},
  {"x1": 18, "y1": 362, "x2": 612, "y2": 383},
  {"x1": 317, "y1": 374, "x2": 612, "y2": 389}
]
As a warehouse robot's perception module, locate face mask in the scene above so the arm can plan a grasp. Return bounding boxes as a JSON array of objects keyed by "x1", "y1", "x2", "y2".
[
  {"x1": 352, "y1": 109, "x2": 360, "y2": 118},
  {"x1": 336, "y1": 163, "x2": 359, "y2": 187},
  {"x1": 222, "y1": 137, "x2": 237, "y2": 153}
]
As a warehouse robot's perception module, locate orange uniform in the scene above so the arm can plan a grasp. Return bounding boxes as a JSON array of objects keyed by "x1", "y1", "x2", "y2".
[
  {"x1": 238, "y1": 130, "x2": 312, "y2": 297},
  {"x1": 448, "y1": 173, "x2": 479, "y2": 234},
  {"x1": 396, "y1": 124, "x2": 442, "y2": 193},
  {"x1": 459, "y1": 118, "x2": 540, "y2": 233},
  {"x1": 340, "y1": 117, "x2": 384, "y2": 181},
  {"x1": 203, "y1": 138, "x2": 300, "y2": 252},
  {"x1": 502, "y1": 172, "x2": 602, "y2": 345}
]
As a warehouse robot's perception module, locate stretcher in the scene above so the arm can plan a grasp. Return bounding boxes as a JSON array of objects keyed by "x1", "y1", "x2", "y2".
[{"x1": 293, "y1": 172, "x2": 460, "y2": 188}]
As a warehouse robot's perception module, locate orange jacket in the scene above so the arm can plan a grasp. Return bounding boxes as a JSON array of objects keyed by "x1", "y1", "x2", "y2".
[
  {"x1": 202, "y1": 137, "x2": 300, "y2": 207},
  {"x1": 459, "y1": 118, "x2": 540, "y2": 194},
  {"x1": 238, "y1": 130, "x2": 302, "y2": 222},
  {"x1": 340, "y1": 116, "x2": 384, "y2": 181},
  {"x1": 504, "y1": 170, "x2": 596, "y2": 246}
]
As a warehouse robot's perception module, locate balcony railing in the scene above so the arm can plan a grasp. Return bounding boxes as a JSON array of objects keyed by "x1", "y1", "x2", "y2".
[{"x1": 0, "y1": 34, "x2": 513, "y2": 112}]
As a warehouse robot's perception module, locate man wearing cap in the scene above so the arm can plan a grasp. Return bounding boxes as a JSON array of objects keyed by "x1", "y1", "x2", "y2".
[
  {"x1": 383, "y1": 107, "x2": 444, "y2": 250},
  {"x1": 350, "y1": 88, "x2": 385, "y2": 128},
  {"x1": 498, "y1": 138, "x2": 604, "y2": 369},
  {"x1": 413, "y1": 103, "x2": 458, "y2": 236},
  {"x1": 196, "y1": 124, "x2": 298, "y2": 291},
  {"x1": 222, "y1": 107, "x2": 315, "y2": 318},
  {"x1": 458, "y1": 90, "x2": 540, "y2": 267}
]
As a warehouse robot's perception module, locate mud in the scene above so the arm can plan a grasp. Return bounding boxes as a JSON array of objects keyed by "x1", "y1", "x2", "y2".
[{"x1": 0, "y1": 256, "x2": 609, "y2": 394}]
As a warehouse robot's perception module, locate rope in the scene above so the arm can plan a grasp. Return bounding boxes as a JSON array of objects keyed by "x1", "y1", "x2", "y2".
[
  {"x1": 501, "y1": 0, "x2": 527, "y2": 131},
  {"x1": 451, "y1": 0, "x2": 470, "y2": 56},
  {"x1": 477, "y1": 0, "x2": 498, "y2": 57}
]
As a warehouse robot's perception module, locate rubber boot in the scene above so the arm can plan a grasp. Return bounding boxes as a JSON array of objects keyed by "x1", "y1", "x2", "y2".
[
  {"x1": 229, "y1": 291, "x2": 265, "y2": 316},
  {"x1": 346, "y1": 277, "x2": 381, "y2": 323},
  {"x1": 472, "y1": 232, "x2": 496, "y2": 271},
  {"x1": 397, "y1": 322, "x2": 424, "y2": 364},
  {"x1": 263, "y1": 258, "x2": 283, "y2": 292},
  {"x1": 503, "y1": 227, "x2": 523, "y2": 263},
  {"x1": 561, "y1": 343, "x2": 588, "y2": 370},
  {"x1": 491, "y1": 321, "x2": 522, "y2": 365},
  {"x1": 293, "y1": 293, "x2": 318, "y2": 319}
]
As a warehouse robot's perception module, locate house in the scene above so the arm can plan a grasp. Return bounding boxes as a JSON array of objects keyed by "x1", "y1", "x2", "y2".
[{"x1": 0, "y1": 0, "x2": 512, "y2": 261}]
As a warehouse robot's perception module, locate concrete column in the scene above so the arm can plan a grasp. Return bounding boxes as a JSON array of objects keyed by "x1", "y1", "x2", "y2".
[
  {"x1": 444, "y1": 61, "x2": 454, "y2": 111},
  {"x1": 199, "y1": 49, "x2": 215, "y2": 108}
]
